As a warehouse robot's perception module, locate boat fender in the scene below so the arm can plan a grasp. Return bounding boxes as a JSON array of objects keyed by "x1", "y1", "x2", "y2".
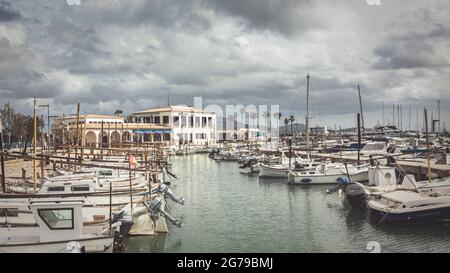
[
  {"x1": 81, "y1": 245, "x2": 108, "y2": 253},
  {"x1": 66, "y1": 241, "x2": 82, "y2": 253},
  {"x1": 301, "y1": 178, "x2": 312, "y2": 183}
]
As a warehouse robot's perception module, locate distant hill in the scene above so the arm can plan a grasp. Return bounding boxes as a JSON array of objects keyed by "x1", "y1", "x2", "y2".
[
  {"x1": 279, "y1": 123, "x2": 305, "y2": 134},
  {"x1": 218, "y1": 118, "x2": 305, "y2": 133}
]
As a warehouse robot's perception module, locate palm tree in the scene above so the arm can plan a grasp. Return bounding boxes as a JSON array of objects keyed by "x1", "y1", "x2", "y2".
[
  {"x1": 239, "y1": 107, "x2": 246, "y2": 141},
  {"x1": 274, "y1": 112, "x2": 282, "y2": 138},
  {"x1": 284, "y1": 118, "x2": 289, "y2": 136},
  {"x1": 289, "y1": 115, "x2": 295, "y2": 136},
  {"x1": 250, "y1": 112, "x2": 257, "y2": 141},
  {"x1": 114, "y1": 110, "x2": 123, "y2": 117},
  {"x1": 227, "y1": 114, "x2": 235, "y2": 141},
  {"x1": 262, "y1": 111, "x2": 271, "y2": 142}
]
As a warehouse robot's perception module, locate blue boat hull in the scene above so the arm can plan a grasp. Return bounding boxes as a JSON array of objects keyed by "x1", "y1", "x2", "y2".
[{"x1": 369, "y1": 206, "x2": 450, "y2": 223}]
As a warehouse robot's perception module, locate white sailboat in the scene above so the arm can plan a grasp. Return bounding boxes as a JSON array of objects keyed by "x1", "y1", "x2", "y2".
[
  {"x1": 288, "y1": 163, "x2": 369, "y2": 185},
  {"x1": 287, "y1": 72, "x2": 370, "y2": 185}
]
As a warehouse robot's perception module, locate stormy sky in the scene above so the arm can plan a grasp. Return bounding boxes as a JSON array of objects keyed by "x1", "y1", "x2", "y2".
[{"x1": 0, "y1": 0, "x2": 449, "y2": 129}]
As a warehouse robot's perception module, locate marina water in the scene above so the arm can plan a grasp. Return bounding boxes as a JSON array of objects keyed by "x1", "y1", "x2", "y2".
[{"x1": 125, "y1": 154, "x2": 450, "y2": 253}]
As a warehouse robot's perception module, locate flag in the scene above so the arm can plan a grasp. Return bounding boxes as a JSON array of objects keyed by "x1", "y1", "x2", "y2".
[{"x1": 128, "y1": 154, "x2": 137, "y2": 168}]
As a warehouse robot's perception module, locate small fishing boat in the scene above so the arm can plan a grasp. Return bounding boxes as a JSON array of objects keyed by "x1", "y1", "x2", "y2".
[
  {"x1": 327, "y1": 164, "x2": 450, "y2": 210},
  {"x1": 0, "y1": 198, "x2": 123, "y2": 253},
  {"x1": 259, "y1": 164, "x2": 289, "y2": 178},
  {"x1": 238, "y1": 159, "x2": 260, "y2": 175},
  {"x1": 368, "y1": 191, "x2": 450, "y2": 223},
  {"x1": 259, "y1": 160, "x2": 320, "y2": 178},
  {"x1": 288, "y1": 164, "x2": 369, "y2": 185}
]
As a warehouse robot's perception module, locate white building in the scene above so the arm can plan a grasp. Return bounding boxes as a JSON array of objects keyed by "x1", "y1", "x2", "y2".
[
  {"x1": 130, "y1": 105, "x2": 217, "y2": 146},
  {"x1": 52, "y1": 114, "x2": 170, "y2": 147}
]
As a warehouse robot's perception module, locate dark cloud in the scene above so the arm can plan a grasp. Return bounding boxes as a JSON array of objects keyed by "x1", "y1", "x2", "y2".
[
  {"x1": 373, "y1": 31, "x2": 449, "y2": 70},
  {"x1": 68, "y1": 0, "x2": 212, "y2": 34},
  {"x1": 373, "y1": 41, "x2": 445, "y2": 70},
  {"x1": 0, "y1": 0, "x2": 449, "y2": 128},
  {"x1": 207, "y1": 0, "x2": 317, "y2": 36},
  {"x1": 0, "y1": 1, "x2": 21, "y2": 22}
]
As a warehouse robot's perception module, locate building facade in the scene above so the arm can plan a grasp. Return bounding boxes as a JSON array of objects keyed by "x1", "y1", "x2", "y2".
[
  {"x1": 52, "y1": 105, "x2": 218, "y2": 147},
  {"x1": 52, "y1": 114, "x2": 170, "y2": 147},
  {"x1": 130, "y1": 105, "x2": 217, "y2": 146}
]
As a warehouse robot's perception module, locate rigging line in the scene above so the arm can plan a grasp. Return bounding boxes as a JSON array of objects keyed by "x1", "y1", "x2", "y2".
[
  {"x1": 309, "y1": 78, "x2": 318, "y2": 125},
  {"x1": 289, "y1": 76, "x2": 307, "y2": 117},
  {"x1": 377, "y1": 207, "x2": 392, "y2": 225}
]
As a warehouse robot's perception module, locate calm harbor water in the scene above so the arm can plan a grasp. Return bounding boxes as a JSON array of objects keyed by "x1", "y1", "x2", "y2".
[{"x1": 125, "y1": 154, "x2": 450, "y2": 253}]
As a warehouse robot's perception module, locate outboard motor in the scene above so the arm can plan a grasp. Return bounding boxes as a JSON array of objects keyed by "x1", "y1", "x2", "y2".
[
  {"x1": 144, "y1": 199, "x2": 182, "y2": 227},
  {"x1": 239, "y1": 161, "x2": 250, "y2": 169},
  {"x1": 151, "y1": 182, "x2": 185, "y2": 205},
  {"x1": 208, "y1": 150, "x2": 217, "y2": 158},
  {"x1": 344, "y1": 182, "x2": 367, "y2": 209},
  {"x1": 326, "y1": 176, "x2": 350, "y2": 194},
  {"x1": 112, "y1": 205, "x2": 135, "y2": 236}
]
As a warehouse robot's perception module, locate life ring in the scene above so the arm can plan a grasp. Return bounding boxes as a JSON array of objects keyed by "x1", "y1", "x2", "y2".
[{"x1": 301, "y1": 178, "x2": 312, "y2": 183}]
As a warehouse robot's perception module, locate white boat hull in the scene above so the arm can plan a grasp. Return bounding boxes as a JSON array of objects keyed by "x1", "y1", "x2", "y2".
[
  {"x1": 259, "y1": 164, "x2": 288, "y2": 178},
  {"x1": 0, "y1": 236, "x2": 114, "y2": 253},
  {"x1": 288, "y1": 170, "x2": 369, "y2": 185}
]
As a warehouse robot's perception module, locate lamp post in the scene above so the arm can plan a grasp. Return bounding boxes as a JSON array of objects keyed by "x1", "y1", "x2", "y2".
[
  {"x1": 38, "y1": 104, "x2": 51, "y2": 150},
  {"x1": 48, "y1": 115, "x2": 58, "y2": 149}
]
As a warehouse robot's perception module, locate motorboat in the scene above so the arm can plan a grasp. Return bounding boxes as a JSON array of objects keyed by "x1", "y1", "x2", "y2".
[
  {"x1": 0, "y1": 198, "x2": 123, "y2": 253},
  {"x1": 327, "y1": 164, "x2": 450, "y2": 211},
  {"x1": 368, "y1": 190, "x2": 450, "y2": 223},
  {"x1": 288, "y1": 163, "x2": 369, "y2": 185}
]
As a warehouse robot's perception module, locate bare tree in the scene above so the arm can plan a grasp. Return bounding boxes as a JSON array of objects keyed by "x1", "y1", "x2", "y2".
[{"x1": 0, "y1": 102, "x2": 15, "y2": 149}]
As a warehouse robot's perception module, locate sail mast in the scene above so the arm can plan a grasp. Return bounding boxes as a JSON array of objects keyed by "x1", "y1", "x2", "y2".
[
  {"x1": 357, "y1": 84, "x2": 365, "y2": 132},
  {"x1": 424, "y1": 108, "x2": 431, "y2": 183},
  {"x1": 33, "y1": 97, "x2": 37, "y2": 191},
  {"x1": 306, "y1": 73, "x2": 310, "y2": 160}
]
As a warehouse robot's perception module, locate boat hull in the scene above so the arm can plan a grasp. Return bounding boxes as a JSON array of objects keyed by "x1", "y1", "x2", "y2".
[
  {"x1": 368, "y1": 204, "x2": 450, "y2": 223},
  {"x1": 289, "y1": 170, "x2": 369, "y2": 185},
  {"x1": 259, "y1": 164, "x2": 288, "y2": 178},
  {"x1": 0, "y1": 236, "x2": 114, "y2": 253}
]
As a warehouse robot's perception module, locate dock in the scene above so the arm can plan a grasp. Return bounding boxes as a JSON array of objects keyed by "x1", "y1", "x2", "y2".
[{"x1": 296, "y1": 151, "x2": 450, "y2": 178}]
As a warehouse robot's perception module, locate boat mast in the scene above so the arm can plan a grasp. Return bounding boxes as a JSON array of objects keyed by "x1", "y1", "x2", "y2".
[
  {"x1": 438, "y1": 100, "x2": 441, "y2": 135},
  {"x1": 424, "y1": 108, "x2": 431, "y2": 183},
  {"x1": 357, "y1": 84, "x2": 365, "y2": 133},
  {"x1": 75, "y1": 101, "x2": 80, "y2": 172},
  {"x1": 0, "y1": 121, "x2": 5, "y2": 193},
  {"x1": 408, "y1": 105, "x2": 411, "y2": 131},
  {"x1": 306, "y1": 73, "x2": 310, "y2": 160},
  {"x1": 33, "y1": 97, "x2": 37, "y2": 191}
]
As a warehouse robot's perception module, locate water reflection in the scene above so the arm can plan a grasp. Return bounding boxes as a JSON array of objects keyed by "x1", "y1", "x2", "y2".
[
  {"x1": 125, "y1": 234, "x2": 168, "y2": 253},
  {"x1": 125, "y1": 154, "x2": 450, "y2": 253}
]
